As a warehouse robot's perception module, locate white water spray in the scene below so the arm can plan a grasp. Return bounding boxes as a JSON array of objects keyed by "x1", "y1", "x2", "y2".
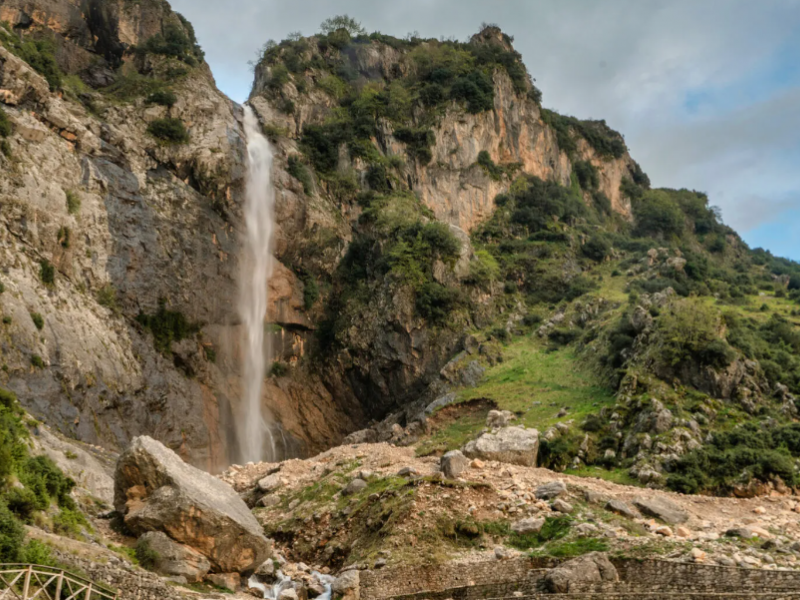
[{"x1": 238, "y1": 105, "x2": 276, "y2": 463}]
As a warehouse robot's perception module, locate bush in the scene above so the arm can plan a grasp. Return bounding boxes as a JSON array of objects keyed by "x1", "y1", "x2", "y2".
[
  {"x1": 0, "y1": 33, "x2": 62, "y2": 90},
  {"x1": 510, "y1": 176, "x2": 586, "y2": 233},
  {"x1": 39, "y1": 260, "x2": 55, "y2": 286},
  {"x1": 0, "y1": 501, "x2": 25, "y2": 562},
  {"x1": 269, "y1": 361, "x2": 289, "y2": 378},
  {"x1": 52, "y1": 507, "x2": 89, "y2": 538},
  {"x1": 419, "y1": 83, "x2": 446, "y2": 107},
  {"x1": 476, "y1": 151, "x2": 503, "y2": 180},
  {"x1": 136, "y1": 299, "x2": 198, "y2": 354},
  {"x1": 97, "y1": 284, "x2": 118, "y2": 311},
  {"x1": 0, "y1": 107, "x2": 12, "y2": 138},
  {"x1": 147, "y1": 118, "x2": 189, "y2": 144},
  {"x1": 394, "y1": 127, "x2": 435, "y2": 164},
  {"x1": 450, "y1": 70, "x2": 495, "y2": 113},
  {"x1": 416, "y1": 282, "x2": 462, "y2": 324},
  {"x1": 633, "y1": 190, "x2": 685, "y2": 238},
  {"x1": 582, "y1": 235, "x2": 611, "y2": 262},
  {"x1": 573, "y1": 160, "x2": 599, "y2": 190},
  {"x1": 66, "y1": 190, "x2": 81, "y2": 215},
  {"x1": 58, "y1": 226, "x2": 70, "y2": 249},
  {"x1": 30, "y1": 313, "x2": 44, "y2": 331},
  {"x1": 146, "y1": 90, "x2": 178, "y2": 107},
  {"x1": 287, "y1": 155, "x2": 314, "y2": 195},
  {"x1": 135, "y1": 538, "x2": 160, "y2": 570},
  {"x1": 139, "y1": 22, "x2": 203, "y2": 65}
]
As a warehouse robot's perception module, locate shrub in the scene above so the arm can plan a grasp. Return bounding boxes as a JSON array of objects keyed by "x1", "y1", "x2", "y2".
[
  {"x1": 66, "y1": 190, "x2": 81, "y2": 215},
  {"x1": 582, "y1": 235, "x2": 611, "y2": 262},
  {"x1": 416, "y1": 282, "x2": 462, "y2": 324},
  {"x1": 633, "y1": 190, "x2": 685, "y2": 238},
  {"x1": 573, "y1": 160, "x2": 599, "y2": 190},
  {"x1": 287, "y1": 155, "x2": 314, "y2": 195},
  {"x1": 39, "y1": 260, "x2": 55, "y2": 286},
  {"x1": 366, "y1": 164, "x2": 390, "y2": 193},
  {"x1": 135, "y1": 538, "x2": 160, "y2": 571},
  {"x1": 592, "y1": 191, "x2": 611, "y2": 215},
  {"x1": 476, "y1": 151, "x2": 503, "y2": 180},
  {"x1": 30, "y1": 313, "x2": 44, "y2": 331},
  {"x1": 146, "y1": 90, "x2": 178, "y2": 107},
  {"x1": 419, "y1": 83, "x2": 446, "y2": 107},
  {"x1": 97, "y1": 284, "x2": 118, "y2": 311},
  {"x1": 450, "y1": 70, "x2": 495, "y2": 113},
  {"x1": 136, "y1": 299, "x2": 199, "y2": 354},
  {"x1": 510, "y1": 176, "x2": 586, "y2": 233},
  {"x1": 139, "y1": 22, "x2": 203, "y2": 65},
  {"x1": 0, "y1": 501, "x2": 25, "y2": 562},
  {"x1": 147, "y1": 118, "x2": 189, "y2": 144},
  {"x1": 52, "y1": 507, "x2": 89, "y2": 538},
  {"x1": 0, "y1": 33, "x2": 62, "y2": 90},
  {"x1": 319, "y1": 14, "x2": 366, "y2": 36},
  {"x1": 394, "y1": 127, "x2": 435, "y2": 164},
  {"x1": 57, "y1": 226, "x2": 70, "y2": 249},
  {"x1": 269, "y1": 361, "x2": 289, "y2": 378},
  {"x1": 0, "y1": 106, "x2": 11, "y2": 138}
]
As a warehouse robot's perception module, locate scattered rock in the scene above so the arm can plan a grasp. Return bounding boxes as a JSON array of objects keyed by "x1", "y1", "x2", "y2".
[
  {"x1": 332, "y1": 570, "x2": 360, "y2": 600},
  {"x1": 633, "y1": 496, "x2": 689, "y2": 525},
  {"x1": 544, "y1": 552, "x2": 619, "y2": 593},
  {"x1": 535, "y1": 481, "x2": 567, "y2": 500},
  {"x1": 653, "y1": 525, "x2": 673, "y2": 537},
  {"x1": 471, "y1": 459, "x2": 485, "y2": 469},
  {"x1": 342, "y1": 479, "x2": 368, "y2": 496},
  {"x1": 690, "y1": 548, "x2": 706, "y2": 562},
  {"x1": 114, "y1": 436, "x2": 272, "y2": 573},
  {"x1": 463, "y1": 426, "x2": 539, "y2": 467},
  {"x1": 278, "y1": 588, "x2": 299, "y2": 600},
  {"x1": 511, "y1": 517, "x2": 545, "y2": 535},
  {"x1": 137, "y1": 531, "x2": 210, "y2": 583},
  {"x1": 258, "y1": 473, "x2": 283, "y2": 493},
  {"x1": 605, "y1": 499, "x2": 637, "y2": 519},
  {"x1": 583, "y1": 490, "x2": 609, "y2": 505},
  {"x1": 440, "y1": 450, "x2": 469, "y2": 479},
  {"x1": 552, "y1": 499, "x2": 573, "y2": 514},
  {"x1": 486, "y1": 410, "x2": 515, "y2": 429},
  {"x1": 495, "y1": 547, "x2": 510, "y2": 560},
  {"x1": 676, "y1": 526, "x2": 692, "y2": 538},
  {"x1": 726, "y1": 528, "x2": 756, "y2": 539},
  {"x1": 397, "y1": 467, "x2": 418, "y2": 477}
]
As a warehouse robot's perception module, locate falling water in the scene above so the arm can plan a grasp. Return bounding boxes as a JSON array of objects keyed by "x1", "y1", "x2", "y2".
[{"x1": 238, "y1": 105, "x2": 276, "y2": 463}]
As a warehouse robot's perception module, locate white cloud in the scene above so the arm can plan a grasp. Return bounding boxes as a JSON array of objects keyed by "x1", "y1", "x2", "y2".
[{"x1": 170, "y1": 0, "x2": 800, "y2": 256}]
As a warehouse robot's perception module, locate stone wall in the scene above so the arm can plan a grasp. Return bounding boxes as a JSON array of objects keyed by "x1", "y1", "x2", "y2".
[
  {"x1": 52, "y1": 549, "x2": 185, "y2": 600},
  {"x1": 361, "y1": 558, "x2": 800, "y2": 600}
]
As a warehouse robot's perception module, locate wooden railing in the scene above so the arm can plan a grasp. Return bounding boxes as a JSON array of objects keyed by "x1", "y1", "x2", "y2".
[{"x1": 0, "y1": 564, "x2": 117, "y2": 600}]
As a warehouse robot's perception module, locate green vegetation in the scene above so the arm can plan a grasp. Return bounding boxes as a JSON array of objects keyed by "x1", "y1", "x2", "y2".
[
  {"x1": 269, "y1": 361, "x2": 289, "y2": 378},
  {"x1": 58, "y1": 226, "x2": 71, "y2": 249},
  {"x1": 287, "y1": 155, "x2": 314, "y2": 195},
  {"x1": 147, "y1": 118, "x2": 189, "y2": 144},
  {"x1": 136, "y1": 18, "x2": 204, "y2": 67},
  {"x1": 30, "y1": 355, "x2": 44, "y2": 369},
  {"x1": 39, "y1": 260, "x2": 55, "y2": 286},
  {"x1": 66, "y1": 190, "x2": 81, "y2": 215},
  {"x1": 0, "y1": 28, "x2": 62, "y2": 90},
  {"x1": 30, "y1": 312, "x2": 44, "y2": 331},
  {"x1": 136, "y1": 299, "x2": 199, "y2": 354},
  {"x1": 146, "y1": 90, "x2": 178, "y2": 107},
  {"x1": 96, "y1": 284, "x2": 118, "y2": 311},
  {"x1": 541, "y1": 110, "x2": 627, "y2": 159},
  {"x1": 0, "y1": 106, "x2": 12, "y2": 138},
  {"x1": 135, "y1": 537, "x2": 160, "y2": 570},
  {"x1": 0, "y1": 388, "x2": 86, "y2": 562}
]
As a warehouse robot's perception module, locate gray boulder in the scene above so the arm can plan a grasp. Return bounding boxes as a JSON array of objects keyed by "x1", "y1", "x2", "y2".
[
  {"x1": 463, "y1": 426, "x2": 539, "y2": 467},
  {"x1": 342, "y1": 479, "x2": 368, "y2": 496},
  {"x1": 440, "y1": 450, "x2": 469, "y2": 479},
  {"x1": 544, "y1": 552, "x2": 619, "y2": 593},
  {"x1": 552, "y1": 499, "x2": 573, "y2": 514},
  {"x1": 605, "y1": 499, "x2": 637, "y2": 519},
  {"x1": 511, "y1": 517, "x2": 545, "y2": 535},
  {"x1": 332, "y1": 570, "x2": 360, "y2": 600},
  {"x1": 633, "y1": 496, "x2": 689, "y2": 525},
  {"x1": 258, "y1": 473, "x2": 283, "y2": 493},
  {"x1": 535, "y1": 480, "x2": 567, "y2": 500},
  {"x1": 486, "y1": 410, "x2": 515, "y2": 429},
  {"x1": 114, "y1": 436, "x2": 271, "y2": 573},
  {"x1": 137, "y1": 531, "x2": 211, "y2": 583}
]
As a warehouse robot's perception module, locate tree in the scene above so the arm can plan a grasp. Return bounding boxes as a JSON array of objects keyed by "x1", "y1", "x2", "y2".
[{"x1": 320, "y1": 15, "x2": 366, "y2": 37}]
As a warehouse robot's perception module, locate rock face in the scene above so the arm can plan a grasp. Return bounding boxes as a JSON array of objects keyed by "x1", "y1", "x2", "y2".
[
  {"x1": 137, "y1": 531, "x2": 211, "y2": 583},
  {"x1": 633, "y1": 496, "x2": 689, "y2": 525},
  {"x1": 544, "y1": 552, "x2": 619, "y2": 593},
  {"x1": 462, "y1": 426, "x2": 539, "y2": 466},
  {"x1": 114, "y1": 436, "x2": 271, "y2": 573}
]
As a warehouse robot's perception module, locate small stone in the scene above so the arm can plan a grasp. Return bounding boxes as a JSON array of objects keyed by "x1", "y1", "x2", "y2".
[
  {"x1": 288, "y1": 499, "x2": 300, "y2": 510},
  {"x1": 397, "y1": 467, "x2": 418, "y2": 477},
  {"x1": 753, "y1": 506, "x2": 766, "y2": 515},
  {"x1": 511, "y1": 517, "x2": 545, "y2": 535},
  {"x1": 278, "y1": 588, "x2": 299, "y2": 600},
  {"x1": 494, "y1": 546, "x2": 510, "y2": 560},
  {"x1": 342, "y1": 479, "x2": 368, "y2": 496},
  {"x1": 726, "y1": 528, "x2": 756, "y2": 539},
  {"x1": 440, "y1": 450, "x2": 469, "y2": 479},
  {"x1": 690, "y1": 548, "x2": 706, "y2": 562},
  {"x1": 676, "y1": 526, "x2": 692, "y2": 538},
  {"x1": 359, "y1": 470, "x2": 374, "y2": 480},
  {"x1": 535, "y1": 481, "x2": 567, "y2": 500},
  {"x1": 471, "y1": 459, "x2": 485, "y2": 469},
  {"x1": 374, "y1": 558, "x2": 386, "y2": 569},
  {"x1": 717, "y1": 556, "x2": 735, "y2": 567},
  {"x1": 654, "y1": 525, "x2": 673, "y2": 537},
  {"x1": 258, "y1": 473, "x2": 283, "y2": 493},
  {"x1": 552, "y1": 499, "x2": 573, "y2": 514},
  {"x1": 206, "y1": 573, "x2": 241, "y2": 592}
]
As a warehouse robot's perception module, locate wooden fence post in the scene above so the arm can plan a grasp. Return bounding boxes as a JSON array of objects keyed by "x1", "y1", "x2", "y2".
[
  {"x1": 22, "y1": 565, "x2": 32, "y2": 599},
  {"x1": 84, "y1": 581, "x2": 93, "y2": 600},
  {"x1": 55, "y1": 570, "x2": 64, "y2": 600}
]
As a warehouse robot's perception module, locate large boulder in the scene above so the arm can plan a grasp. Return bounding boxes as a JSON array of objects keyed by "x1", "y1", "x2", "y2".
[
  {"x1": 462, "y1": 426, "x2": 539, "y2": 467},
  {"x1": 137, "y1": 531, "x2": 211, "y2": 583},
  {"x1": 633, "y1": 496, "x2": 689, "y2": 525},
  {"x1": 544, "y1": 552, "x2": 619, "y2": 593},
  {"x1": 114, "y1": 436, "x2": 271, "y2": 573}
]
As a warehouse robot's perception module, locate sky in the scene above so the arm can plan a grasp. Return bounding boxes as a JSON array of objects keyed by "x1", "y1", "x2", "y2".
[{"x1": 169, "y1": 0, "x2": 800, "y2": 261}]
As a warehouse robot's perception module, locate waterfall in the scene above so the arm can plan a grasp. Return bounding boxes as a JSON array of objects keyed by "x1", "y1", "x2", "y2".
[{"x1": 238, "y1": 105, "x2": 276, "y2": 463}]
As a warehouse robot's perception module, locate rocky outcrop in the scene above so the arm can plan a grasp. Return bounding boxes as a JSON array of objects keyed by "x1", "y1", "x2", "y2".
[
  {"x1": 463, "y1": 426, "x2": 539, "y2": 466},
  {"x1": 137, "y1": 531, "x2": 211, "y2": 583},
  {"x1": 633, "y1": 496, "x2": 689, "y2": 525},
  {"x1": 114, "y1": 436, "x2": 271, "y2": 573},
  {"x1": 544, "y1": 552, "x2": 619, "y2": 593}
]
